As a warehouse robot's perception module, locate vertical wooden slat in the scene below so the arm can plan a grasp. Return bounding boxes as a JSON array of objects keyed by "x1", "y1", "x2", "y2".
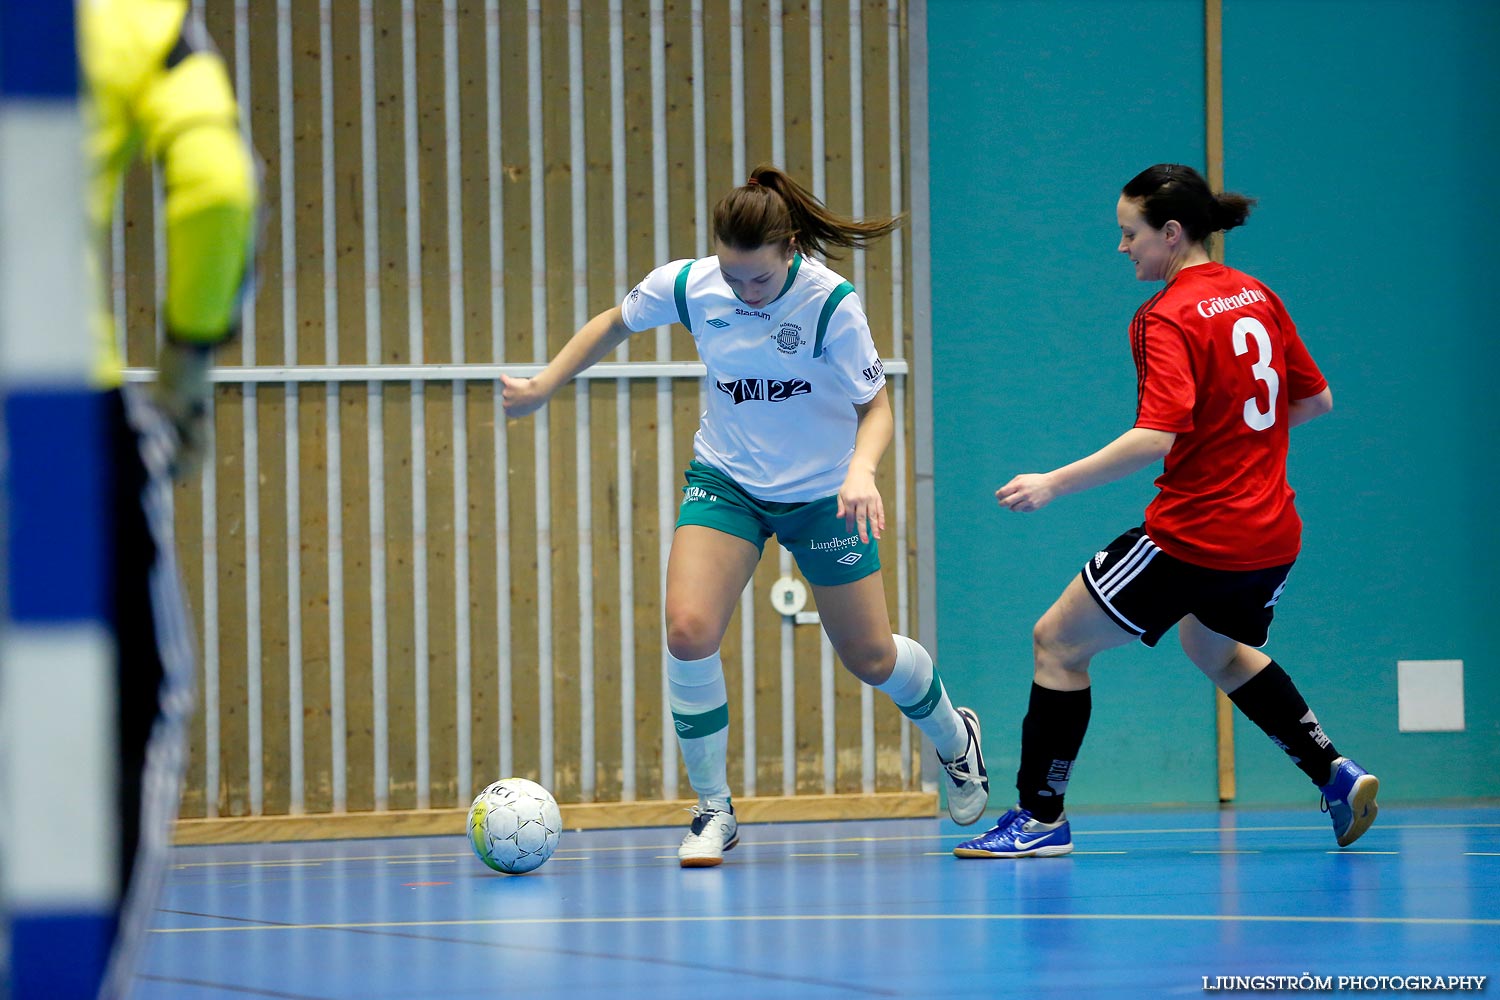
[
  {"x1": 661, "y1": 0, "x2": 699, "y2": 802},
  {"x1": 741, "y1": 0, "x2": 772, "y2": 166},
  {"x1": 315, "y1": 0, "x2": 345, "y2": 814},
  {"x1": 443, "y1": 0, "x2": 474, "y2": 809},
  {"x1": 373, "y1": 0, "x2": 416, "y2": 812},
  {"x1": 292, "y1": 0, "x2": 331, "y2": 815},
  {"x1": 608, "y1": 0, "x2": 637, "y2": 801},
  {"x1": 120, "y1": 163, "x2": 157, "y2": 370},
  {"x1": 822, "y1": 0, "x2": 865, "y2": 795},
  {"x1": 538, "y1": 1, "x2": 580, "y2": 803},
  {"x1": 565, "y1": 0, "x2": 596, "y2": 803},
  {"x1": 173, "y1": 470, "x2": 207, "y2": 819},
  {"x1": 213, "y1": 0, "x2": 255, "y2": 819},
  {"x1": 271, "y1": 0, "x2": 304, "y2": 817},
  {"x1": 213, "y1": 384, "x2": 250, "y2": 816},
  {"x1": 330, "y1": 0, "x2": 374, "y2": 813},
  {"x1": 700, "y1": 0, "x2": 734, "y2": 209},
  {"x1": 498, "y1": 0, "x2": 539, "y2": 787},
  {"x1": 583, "y1": 3, "x2": 622, "y2": 802},
  {"x1": 458, "y1": 0, "x2": 496, "y2": 800},
  {"x1": 621, "y1": 0, "x2": 663, "y2": 802},
  {"x1": 785, "y1": 0, "x2": 827, "y2": 797},
  {"x1": 414, "y1": 0, "x2": 458, "y2": 811},
  {"x1": 253, "y1": 327, "x2": 288, "y2": 817},
  {"x1": 399, "y1": 0, "x2": 432, "y2": 812}
]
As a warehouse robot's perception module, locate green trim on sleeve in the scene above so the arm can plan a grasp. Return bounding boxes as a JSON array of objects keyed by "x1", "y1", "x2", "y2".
[
  {"x1": 674, "y1": 259, "x2": 697, "y2": 332},
  {"x1": 812, "y1": 280, "x2": 855, "y2": 358}
]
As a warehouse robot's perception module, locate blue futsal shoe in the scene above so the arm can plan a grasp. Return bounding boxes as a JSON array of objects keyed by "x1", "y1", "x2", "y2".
[
  {"x1": 952, "y1": 806, "x2": 1073, "y2": 858},
  {"x1": 1320, "y1": 757, "x2": 1379, "y2": 847}
]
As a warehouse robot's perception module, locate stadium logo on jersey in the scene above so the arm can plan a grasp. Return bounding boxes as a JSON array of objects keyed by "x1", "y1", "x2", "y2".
[
  {"x1": 735, "y1": 307, "x2": 771, "y2": 320},
  {"x1": 861, "y1": 358, "x2": 884, "y2": 383},
  {"x1": 774, "y1": 322, "x2": 806, "y2": 355},
  {"x1": 1196, "y1": 286, "x2": 1267, "y2": 318},
  {"x1": 706, "y1": 318, "x2": 730, "y2": 328},
  {"x1": 715, "y1": 377, "x2": 813, "y2": 404}
]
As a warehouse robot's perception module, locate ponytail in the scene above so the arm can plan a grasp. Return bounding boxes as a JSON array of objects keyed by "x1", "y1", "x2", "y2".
[
  {"x1": 712, "y1": 163, "x2": 905, "y2": 260},
  {"x1": 1211, "y1": 192, "x2": 1254, "y2": 234},
  {"x1": 1122, "y1": 164, "x2": 1257, "y2": 242}
]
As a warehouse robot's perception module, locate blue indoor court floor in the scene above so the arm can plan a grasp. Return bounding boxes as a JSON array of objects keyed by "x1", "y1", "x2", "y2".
[{"x1": 133, "y1": 804, "x2": 1500, "y2": 999}]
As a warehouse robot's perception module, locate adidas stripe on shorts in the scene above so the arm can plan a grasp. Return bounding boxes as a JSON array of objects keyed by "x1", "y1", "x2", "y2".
[{"x1": 1080, "y1": 525, "x2": 1294, "y2": 648}]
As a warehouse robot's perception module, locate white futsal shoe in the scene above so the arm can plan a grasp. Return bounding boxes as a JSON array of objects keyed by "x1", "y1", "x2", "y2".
[
  {"x1": 678, "y1": 800, "x2": 739, "y2": 867},
  {"x1": 939, "y1": 707, "x2": 990, "y2": 826}
]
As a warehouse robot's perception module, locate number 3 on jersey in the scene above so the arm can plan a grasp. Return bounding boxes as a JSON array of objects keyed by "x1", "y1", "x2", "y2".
[{"x1": 1232, "y1": 316, "x2": 1279, "y2": 431}]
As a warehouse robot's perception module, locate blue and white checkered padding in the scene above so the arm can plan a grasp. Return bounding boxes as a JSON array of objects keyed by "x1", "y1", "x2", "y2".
[{"x1": 1, "y1": 3, "x2": 119, "y2": 998}]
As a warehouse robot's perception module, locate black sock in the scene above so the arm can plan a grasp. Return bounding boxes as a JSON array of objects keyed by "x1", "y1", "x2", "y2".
[
  {"x1": 1016, "y1": 683, "x2": 1091, "y2": 823},
  {"x1": 1228, "y1": 661, "x2": 1340, "y2": 785}
]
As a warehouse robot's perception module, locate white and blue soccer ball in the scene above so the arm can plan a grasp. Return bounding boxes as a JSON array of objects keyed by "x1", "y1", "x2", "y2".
[{"x1": 467, "y1": 777, "x2": 562, "y2": 874}]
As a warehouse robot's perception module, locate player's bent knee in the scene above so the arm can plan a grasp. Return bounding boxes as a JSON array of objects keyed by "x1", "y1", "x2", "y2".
[
  {"x1": 836, "y1": 639, "x2": 896, "y2": 684},
  {"x1": 1032, "y1": 615, "x2": 1063, "y2": 658},
  {"x1": 665, "y1": 614, "x2": 723, "y2": 661},
  {"x1": 1033, "y1": 617, "x2": 1090, "y2": 678}
]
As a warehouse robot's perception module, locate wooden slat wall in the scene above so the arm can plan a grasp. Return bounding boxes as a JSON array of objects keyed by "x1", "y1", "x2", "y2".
[{"x1": 118, "y1": 0, "x2": 922, "y2": 827}]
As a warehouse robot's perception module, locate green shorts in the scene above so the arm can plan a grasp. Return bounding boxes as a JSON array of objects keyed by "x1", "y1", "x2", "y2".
[{"x1": 675, "y1": 462, "x2": 881, "y2": 587}]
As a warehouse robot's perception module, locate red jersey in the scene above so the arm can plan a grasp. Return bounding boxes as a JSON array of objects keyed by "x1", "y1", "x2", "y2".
[{"x1": 1131, "y1": 262, "x2": 1327, "y2": 570}]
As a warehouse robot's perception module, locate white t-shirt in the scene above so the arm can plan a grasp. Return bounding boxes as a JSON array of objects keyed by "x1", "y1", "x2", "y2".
[{"x1": 620, "y1": 254, "x2": 887, "y2": 502}]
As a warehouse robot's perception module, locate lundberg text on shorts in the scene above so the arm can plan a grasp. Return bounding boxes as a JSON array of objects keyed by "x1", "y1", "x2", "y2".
[{"x1": 1202, "y1": 975, "x2": 1487, "y2": 991}]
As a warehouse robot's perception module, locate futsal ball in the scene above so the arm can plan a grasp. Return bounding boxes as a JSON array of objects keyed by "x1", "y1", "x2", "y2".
[{"x1": 467, "y1": 777, "x2": 563, "y2": 874}]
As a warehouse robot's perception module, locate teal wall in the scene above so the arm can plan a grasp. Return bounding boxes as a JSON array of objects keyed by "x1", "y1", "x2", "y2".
[{"x1": 927, "y1": 0, "x2": 1500, "y2": 807}]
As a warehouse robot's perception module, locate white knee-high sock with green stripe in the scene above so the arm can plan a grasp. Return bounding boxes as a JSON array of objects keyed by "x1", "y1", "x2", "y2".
[
  {"x1": 668, "y1": 650, "x2": 731, "y2": 806},
  {"x1": 877, "y1": 634, "x2": 967, "y2": 760}
]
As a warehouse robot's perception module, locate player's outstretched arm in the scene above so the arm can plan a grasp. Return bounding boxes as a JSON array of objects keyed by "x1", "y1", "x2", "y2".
[
  {"x1": 501, "y1": 306, "x2": 633, "y2": 418},
  {"x1": 997, "y1": 427, "x2": 1176, "y2": 513}
]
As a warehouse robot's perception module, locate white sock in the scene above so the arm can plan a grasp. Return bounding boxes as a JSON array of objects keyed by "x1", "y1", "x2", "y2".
[
  {"x1": 876, "y1": 634, "x2": 967, "y2": 760},
  {"x1": 668, "y1": 649, "x2": 731, "y2": 806}
]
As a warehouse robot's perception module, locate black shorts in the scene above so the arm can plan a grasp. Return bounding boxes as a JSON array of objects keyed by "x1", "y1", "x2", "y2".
[{"x1": 1080, "y1": 526, "x2": 1294, "y2": 648}]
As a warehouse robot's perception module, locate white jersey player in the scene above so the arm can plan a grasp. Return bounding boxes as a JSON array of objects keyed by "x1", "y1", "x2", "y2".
[
  {"x1": 502, "y1": 165, "x2": 989, "y2": 866},
  {"x1": 622, "y1": 252, "x2": 884, "y2": 502}
]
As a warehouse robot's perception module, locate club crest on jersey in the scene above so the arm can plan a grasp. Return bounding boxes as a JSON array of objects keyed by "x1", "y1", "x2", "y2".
[
  {"x1": 774, "y1": 322, "x2": 806, "y2": 355},
  {"x1": 715, "y1": 377, "x2": 812, "y2": 404}
]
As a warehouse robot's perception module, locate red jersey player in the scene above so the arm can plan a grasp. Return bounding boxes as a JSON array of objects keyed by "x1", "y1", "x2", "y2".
[{"x1": 954, "y1": 164, "x2": 1379, "y2": 859}]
